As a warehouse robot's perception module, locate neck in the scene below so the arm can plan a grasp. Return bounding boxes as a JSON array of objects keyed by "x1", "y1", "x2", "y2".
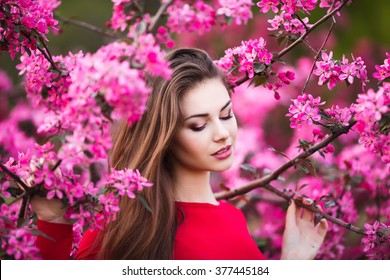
[{"x1": 173, "y1": 167, "x2": 217, "y2": 205}]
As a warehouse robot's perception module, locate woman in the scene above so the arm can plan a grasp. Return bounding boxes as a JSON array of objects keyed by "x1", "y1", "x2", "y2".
[{"x1": 33, "y1": 48, "x2": 328, "y2": 260}]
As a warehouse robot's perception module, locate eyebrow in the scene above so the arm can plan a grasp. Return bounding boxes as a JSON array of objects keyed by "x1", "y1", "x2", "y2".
[{"x1": 184, "y1": 100, "x2": 232, "y2": 121}]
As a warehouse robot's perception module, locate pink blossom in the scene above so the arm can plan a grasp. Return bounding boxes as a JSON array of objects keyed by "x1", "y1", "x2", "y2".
[
  {"x1": 372, "y1": 52, "x2": 390, "y2": 82},
  {"x1": 324, "y1": 105, "x2": 353, "y2": 126},
  {"x1": 109, "y1": 3, "x2": 133, "y2": 31},
  {"x1": 257, "y1": 0, "x2": 279, "y2": 13},
  {"x1": 167, "y1": 1, "x2": 216, "y2": 35},
  {"x1": 217, "y1": 0, "x2": 253, "y2": 25},
  {"x1": 286, "y1": 93, "x2": 326, "y2": 130},
  {"x1": 313, "y1": 52, "x2": 368, "y2": 90},
  {"x1": 268, "y1": 11, "x2": 312, "y2": 36},
  {"x1": 0, "y1": 0, "x2": 59, "y2": 59},
  {"x1": 3, "y1": 228, "x2": 40, "y2": 259},
  {"x1": 216, "y1": 37, "x2": 273, "y2": 81},
  {"x1": 106, "y1": 168, "x2": 153, "y2": 199},
  {"x1": 361, "y1": 221, "x2": 389, "y2": 259}
]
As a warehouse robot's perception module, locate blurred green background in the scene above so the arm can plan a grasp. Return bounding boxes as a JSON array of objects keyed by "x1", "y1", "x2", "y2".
[{"x1": 1, "y1": 0, "x2": 389, "y2": 84}]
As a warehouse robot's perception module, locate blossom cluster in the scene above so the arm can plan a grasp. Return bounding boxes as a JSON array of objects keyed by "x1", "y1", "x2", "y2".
[
  {"x1": 354, "y1": 83, "x2": 390, "y2": 164},
  {"x1": 286, "y1": 93, "x2": 326, "y2": 131},
  {"x1": 0, "y1": 203, "x2": 40, "y2": 259},
  {"x1": 216, "y1": 0, "x2": 253, "y2": 25},
  {"x1": 361, "y1": 221, "x2": 390, "y2": 260},
  {"x1": 216, "y1": 37, "x2": 273, "y2": 79},
  {"x1": 373, "y1": 52, "x2": 390, "y2": 83},
  {"x1": 166, "y1": 1, "x2": 216, "y2": 35},
  {"x1": 313, "y1": 51, "x2": 368, "y2": 90},
  {"x1": 257, "y1": 0, "x2": 315, "y2": 37},
  {"x1": 0, "y1": 0, "x2": 60, "y2": 59},
  {"x1": 108, "y1": 0, "x2": 134, "y2": 31},
  {"x1": 17, "y1": 39, "x2": 171, "y2": 167},
  {"x1": 0, "y1": 103, "x2": 43, "y2": 159},
  {"x1": 0, "y1": 142, "x2": 153, "y2": 258}
]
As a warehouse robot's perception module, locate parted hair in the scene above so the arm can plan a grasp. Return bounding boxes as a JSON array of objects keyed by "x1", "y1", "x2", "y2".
[{"x1": 99, "y1": 48, "x2": 227, "y2": 259}]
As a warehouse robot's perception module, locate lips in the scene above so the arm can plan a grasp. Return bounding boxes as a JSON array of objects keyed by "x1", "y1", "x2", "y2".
[{"x1": 212, "y1": 145, "x2": 232, "y2": 156}]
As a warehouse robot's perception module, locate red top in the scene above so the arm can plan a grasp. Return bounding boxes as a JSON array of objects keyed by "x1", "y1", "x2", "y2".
[{"x1": 37, "y1": 201, "x2": 265, "y2": 260}]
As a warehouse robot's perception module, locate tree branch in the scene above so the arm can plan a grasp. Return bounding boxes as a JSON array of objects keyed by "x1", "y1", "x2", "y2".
[
  {"x1": 0, "y1": 163, "x2": 29, "y2": 192},
  {"x1": 214, "y1": 119, "x2": 366, "y2": 235},
  {"x1": 302, "y1": 16, "x2": 336, "y2": 93},
  {"x1": 148, "y1": 0, "x2": 174, "y2": 33},
  {"x1": 55, "y1": 14, "x2": 119, "y2": 38},
  {"x1": 234, "y1": 1, "x2": 348, "y2": 87}
]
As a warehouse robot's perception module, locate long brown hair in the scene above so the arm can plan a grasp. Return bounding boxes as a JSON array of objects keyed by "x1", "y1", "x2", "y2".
[{"x1": 99, "y1": 48, "x2": 226, "y2": 259}]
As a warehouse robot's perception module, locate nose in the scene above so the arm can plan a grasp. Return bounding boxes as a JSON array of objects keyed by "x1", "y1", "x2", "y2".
[{"x1": 212, "y1": 119, "x2": 229, "y2": 142}]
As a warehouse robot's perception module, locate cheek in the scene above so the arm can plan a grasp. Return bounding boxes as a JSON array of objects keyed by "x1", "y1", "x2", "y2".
[
  {"x1": 229, "y1": 117, "x2": 238, "y2": 144},
  {"x1": 174, "y1": 130, "x2": 210, "y2": 158}
]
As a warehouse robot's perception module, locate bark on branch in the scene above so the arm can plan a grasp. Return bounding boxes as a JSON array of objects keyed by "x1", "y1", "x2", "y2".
[{"x1": 215, "y1": 119, "x2": 366, "y2": 235}]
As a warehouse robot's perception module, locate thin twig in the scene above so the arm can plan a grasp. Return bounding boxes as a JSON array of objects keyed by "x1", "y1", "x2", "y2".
[
  {"x1": 261, "y1": 183, "x2": 365, "y2": 235},
  {"x1": 277, "y1": 2, "x2": 347, "y2": 59},
  {"x1": 215, "y1": 119, "x2": 357, "y2": 201},
  {"x1": 215, "y1": 119, "x2": 366, "y2": 235},
  {"x1": 234, "y1": 1, "x2": 348, "y2": 88},
  {"x1": 294, "y1": 14, "x2": 310, "y2": 32},
  {"x1": 148, "y1": 0, "x2": 174, "y2": 33},
  {"x1": 302, "y1": 39, "x2": 318, "y2": 54},
  {"x1": 55, "y1": 13, "x2": 119, "y2": 38},
  {"x1": 36, "y1": 45, "x2": 61, "y2": 73},
  {"x1": 0, "y1": 163, "x2": 29, "y2": 191},
  {"x1": 302, "y1": 17, "x2": 336, "y2": 93}
]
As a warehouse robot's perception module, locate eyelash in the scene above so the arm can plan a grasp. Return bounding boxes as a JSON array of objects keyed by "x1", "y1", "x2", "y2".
[{"x1": 190, "y1": 111, "x2": 233, "y2": 132}]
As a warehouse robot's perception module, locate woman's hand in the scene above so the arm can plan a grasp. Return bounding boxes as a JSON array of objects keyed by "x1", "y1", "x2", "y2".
[
  {"x1": 281, "y1": 199, "x2": 328, "y2": 260},
  {"x1": 30, "y1": 195, "x2": 71, "y2": 224}
]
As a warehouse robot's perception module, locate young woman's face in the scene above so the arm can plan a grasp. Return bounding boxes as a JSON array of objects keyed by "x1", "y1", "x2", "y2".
[{"x1": 171, "y1": 78, "x2": 237, "y2": 173}]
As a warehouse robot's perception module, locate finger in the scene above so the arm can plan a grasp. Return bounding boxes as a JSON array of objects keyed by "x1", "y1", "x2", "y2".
[
  {"x1": 286, "y1": 199, "x2": 297, "y2": 228},
  {"x1": 316, "y1": 218, "x2": 328, "y2": 238},
  {"x1": 301, "y1": 207, "x2": 313, "y2": 222}
]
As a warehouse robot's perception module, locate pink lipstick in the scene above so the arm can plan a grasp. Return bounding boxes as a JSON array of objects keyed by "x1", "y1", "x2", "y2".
[{"x1": 212, "y1": 145, "x2": 232, "y2": 160}]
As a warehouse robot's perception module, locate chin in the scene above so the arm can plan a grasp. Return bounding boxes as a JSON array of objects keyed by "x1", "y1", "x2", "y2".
[{"x1": 210, "y1": 159, "x2": 234, "y2": 172}]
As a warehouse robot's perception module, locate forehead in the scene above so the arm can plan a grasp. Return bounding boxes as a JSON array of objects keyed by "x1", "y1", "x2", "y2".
[{"x1": 180, "y1": 78, "x2": 230, "y2": 116}]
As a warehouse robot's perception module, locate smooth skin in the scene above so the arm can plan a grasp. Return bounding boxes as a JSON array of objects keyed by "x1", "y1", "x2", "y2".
[{"x1": 31, "y1": 77, "x2": 328, "y2": 259}]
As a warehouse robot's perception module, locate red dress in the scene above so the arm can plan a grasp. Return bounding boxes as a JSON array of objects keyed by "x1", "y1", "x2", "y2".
[{"x1": 37, "y1": 201, "x2": 265, "y2": 260}]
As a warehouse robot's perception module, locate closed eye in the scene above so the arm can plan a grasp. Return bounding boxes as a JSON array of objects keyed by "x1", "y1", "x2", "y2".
[
  {"x1": 220, "y1": 109, "x2": 233, "y2": 120},
  {"x1": 190, "y1": 124, "x2": 206, "y2": 131}
]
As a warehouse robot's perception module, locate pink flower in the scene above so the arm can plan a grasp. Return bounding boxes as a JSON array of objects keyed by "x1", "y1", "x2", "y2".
[
  {"x1": 217, "y1": 0, "x2": 253, "y2": 25},
  {"x1": 257, "y1": 0, "x2": 279, "y2": 13},
  {"x1": 286, "y1": 93, "x2": 326, "y2": 130},
  {"x1": 106, "y1": 168, "x2": 153, "y2": 199},
  {"x1": 313, "y1": 52, "x2": 368, "y2": 90},
  {"x1": 373, "y1": 53, "x2": 390, "y2": 82},
  {"x1": 167, "y1": 1, "x2": 216, "y2": 35}
]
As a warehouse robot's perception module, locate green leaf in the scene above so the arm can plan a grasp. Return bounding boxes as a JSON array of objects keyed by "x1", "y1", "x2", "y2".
[
  {"x1": 227, "y1": 64, "x2": 239, "y2": 75},
  {"x1": 277, "y1": 35, "x2": 287, "y2": 46},
  {"x1": 30, "y1": 229, "x2": 55, "y2": 242},
  {"x1": 319, "y1": 194, "x2": 337, "y2": 209},
  {"x1": 240, "y1": 164, "x2": 259, "y2": 179},
  {"x1": 268, "y1": 147, "x2": 291, "y2": 161},
  {"x1": 298, "y1": 139, "x2": 310, "y2": 146},
  {"x1": 378, "y1": 76, "x2": 390, "y2": 86},
  {"x1": 298, "y1": 165, "x2": 310, "y2": 174},
  {"x1": 225, "y1": 16, "x2": 234, "y2": 25},
  {"x1": 301, "y1": 159, "x2": 317, "y2": 177},
  {"x1": 314, "y1": 212, "x2": 323, "y2": 227},
  {"x1": 136, "y1": 193, "x2": 152, "y2": 213},
  {"x1": 14, "y1": 25, "x2": 21, "y2": 33},
  {"x1": 248, "y1": 75, "x2": 267, "y2": 88},
  {"x1": 254, "y1": 63, "x2": 266, "y2": 74},
  {"x1": 136, "y1": 21, "x2": 147, "y2": 35}
]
